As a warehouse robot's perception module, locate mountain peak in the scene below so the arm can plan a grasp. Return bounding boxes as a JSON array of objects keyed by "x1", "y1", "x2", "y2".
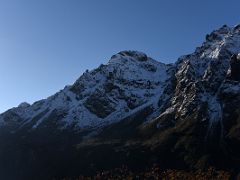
[
  {"x1": 18, "y1": 102, "x2": 30, "y2": 108},
  {"x1": 110, "y1": 50, "x2": 148, "y2": 62}
]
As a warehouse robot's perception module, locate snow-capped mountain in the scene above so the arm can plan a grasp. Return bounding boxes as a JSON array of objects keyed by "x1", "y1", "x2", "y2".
[
  {"x1": 0, "y1": 25, "x2": 240, "y2": 179},
  {"x1": 0, "y1": 50, "x2": 173, "y2": 130}
]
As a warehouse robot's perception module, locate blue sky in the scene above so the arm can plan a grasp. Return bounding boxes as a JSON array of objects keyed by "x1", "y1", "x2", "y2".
[{"x1": 0, "y1": 0, "x2": 240, "y2": 113}]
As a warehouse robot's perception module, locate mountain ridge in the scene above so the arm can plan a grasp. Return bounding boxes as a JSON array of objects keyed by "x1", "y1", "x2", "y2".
[{"x1": 0, "y1": 50, "x2": 173, "y2": 130}]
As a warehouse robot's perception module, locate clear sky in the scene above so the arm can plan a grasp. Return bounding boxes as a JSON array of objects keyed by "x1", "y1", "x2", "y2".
[{"x1": 0, "y1": 0, "x2": 240, "y2": 113}]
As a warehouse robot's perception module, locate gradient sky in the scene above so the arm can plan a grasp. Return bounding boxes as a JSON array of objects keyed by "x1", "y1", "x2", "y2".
[{"x1": 0, "y1": 0, "x2": 240, "y2": 113}]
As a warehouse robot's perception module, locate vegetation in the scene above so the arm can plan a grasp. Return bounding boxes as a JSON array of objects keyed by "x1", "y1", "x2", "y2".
[{"x1": 61, "y1": 165, "x2": 232, "y2": 180}]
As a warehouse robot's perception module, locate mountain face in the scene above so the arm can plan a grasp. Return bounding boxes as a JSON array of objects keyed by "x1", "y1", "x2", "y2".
[{"x1": 0, "y1": 25, "x2": 240, "y2": 179}]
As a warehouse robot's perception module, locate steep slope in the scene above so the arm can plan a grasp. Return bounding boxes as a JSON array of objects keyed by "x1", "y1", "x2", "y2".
[
  {"x1": 150, "y1": 25, "x2": 240, "y2": 131},
  {"x1": 0, "y1": 25, "x2": 240, "y2": 179},
  {"x1": 141, "y1": 24, "x2": 240, "y2": 169}
]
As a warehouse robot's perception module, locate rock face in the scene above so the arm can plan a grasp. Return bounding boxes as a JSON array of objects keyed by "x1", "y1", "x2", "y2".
[
  {"x1": 145, "y1": 24, "x2": 240, "y2": 170},
  {"x1": 228, "y1": 54, "x2": 240, "y2": 81},
  {"x1": 0, "y1": 25, "x2": 240, "y2": 179}
]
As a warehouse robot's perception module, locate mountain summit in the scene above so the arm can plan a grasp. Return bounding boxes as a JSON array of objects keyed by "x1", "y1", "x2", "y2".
[{"x1": 0, "y1": 25, "x2": 240, "y2": 179}]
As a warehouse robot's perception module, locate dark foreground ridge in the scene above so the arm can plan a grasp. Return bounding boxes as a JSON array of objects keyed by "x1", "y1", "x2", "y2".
[{"x1": 0, "y1": 24, "x2": 240, "y2": 179}]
